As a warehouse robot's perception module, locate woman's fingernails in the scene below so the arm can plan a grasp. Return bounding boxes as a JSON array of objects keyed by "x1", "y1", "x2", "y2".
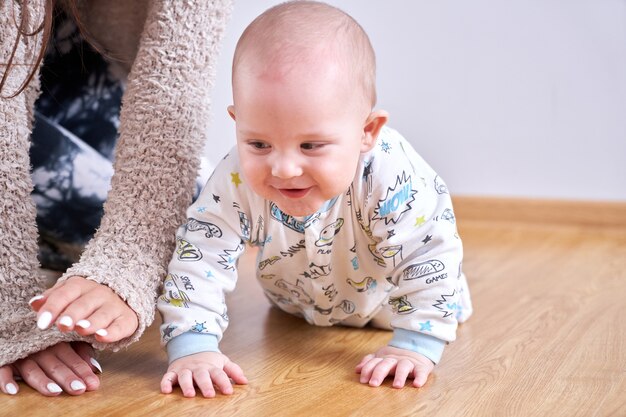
[
  {"x1": 70, "y1": 380, "x2": 86, "y2": 391},
  {"x1": 90, "y1": 357, "x2": 103, "y2": 374},
  {"x1": 95, "y1": 329, "x2": 108, "y2": 337},
  {"x1": 59, "y1": 316, "x2": 73, "y2": 328},
  {"x1": 37, "y1": 312, "x2": 53, "y2": 330},
  {"x1": 76, "y1": 320, "x2": 91, "y2": 329},
  {"x1": 46, "y1": 382, "x2": 63, "y2": 393},
  {"x1": 28, "y1": 295, "x2": 44, "y2": 306},
  {"x1": 5, "y1": 383, "x2": 17, "y2": 395}
]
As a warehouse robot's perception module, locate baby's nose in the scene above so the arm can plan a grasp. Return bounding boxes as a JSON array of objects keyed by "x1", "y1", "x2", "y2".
[{"x1": 271, "y1": 154, "x2": 303, "y2": 179}]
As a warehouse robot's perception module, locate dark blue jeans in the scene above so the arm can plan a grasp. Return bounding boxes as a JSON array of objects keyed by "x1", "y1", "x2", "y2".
[
  {"x1": 31, "y1": 11, "x2": 123, "y2": 270},
  {"x1": 31, "y1": 11, "x2": 205, "y2": 270}
]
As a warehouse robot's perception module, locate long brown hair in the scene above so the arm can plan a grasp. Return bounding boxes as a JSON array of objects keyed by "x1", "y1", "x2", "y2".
[{"x1": 0, "y1": 0, "x2": 97, "y2": 99}]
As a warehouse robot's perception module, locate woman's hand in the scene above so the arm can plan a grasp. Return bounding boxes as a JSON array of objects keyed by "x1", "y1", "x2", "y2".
[
  {"x1": 29, "y1": 276, "x2": 139, "y2": 343},
  {"x1": 0, "y1": 342, "x2": 101, "y2": 396}
]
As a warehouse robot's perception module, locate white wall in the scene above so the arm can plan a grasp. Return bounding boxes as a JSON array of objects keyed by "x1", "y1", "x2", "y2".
[{"x1": 205, "y1": 0, "x2": 626, "y2": 201}]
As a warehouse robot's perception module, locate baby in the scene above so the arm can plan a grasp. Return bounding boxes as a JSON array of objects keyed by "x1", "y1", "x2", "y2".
[{"x1": 158, "y1": 0, "x2": 472, "y2": 398}]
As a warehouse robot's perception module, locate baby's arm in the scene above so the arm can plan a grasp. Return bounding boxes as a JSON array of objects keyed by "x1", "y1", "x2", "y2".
[
  {"x1": 161, "y1": 351, "x2": 247, "y2": 398},
  {"x1": 355, "y1": 345, "x2": 434, "y2": 388},
  {"x1": 158, "y1": 150, "x2": 253, "y2": 397},
  {"x1": 29, "y1": 276, "x2": 138, "y2": 343},
  {"x1": 357, "y1": 129, "x2": 468, "y2": 388}
]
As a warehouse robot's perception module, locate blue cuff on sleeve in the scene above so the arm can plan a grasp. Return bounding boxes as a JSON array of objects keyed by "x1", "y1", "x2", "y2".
[
  {"x1": 166, "y1": 332, "x2": 220, "y2": 364},
  {"x1": 388, "y1": 328, "x2": 446, "y2": 364}
]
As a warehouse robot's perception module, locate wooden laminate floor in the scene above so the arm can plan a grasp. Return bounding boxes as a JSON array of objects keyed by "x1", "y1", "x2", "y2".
[{"x1": 3, "y1": 203, "x2": 625, "y2": 416}]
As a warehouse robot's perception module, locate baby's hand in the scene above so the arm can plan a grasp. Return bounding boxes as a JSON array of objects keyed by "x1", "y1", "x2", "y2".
[
  {"x1": 29, "y1": 276, "x2": 138, "y2": 343},
  {"x1": 161, "y1": 351, "x2": 248, "y2": 398},
  {"x1": 355, "y1": 345, "x2": 434, "y2": 388}
]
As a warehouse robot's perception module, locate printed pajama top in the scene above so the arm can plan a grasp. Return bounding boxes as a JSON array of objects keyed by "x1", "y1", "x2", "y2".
[{"x1": 158, "y1": 127, "x2": 472, "y2": 363}]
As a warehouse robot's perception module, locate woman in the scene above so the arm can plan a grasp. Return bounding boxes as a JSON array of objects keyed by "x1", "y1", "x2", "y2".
[{"x1": 0, "y1": 0, "x2": 232, "y2": 396}]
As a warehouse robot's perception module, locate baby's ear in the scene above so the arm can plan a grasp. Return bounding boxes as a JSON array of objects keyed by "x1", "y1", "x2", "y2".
[
  {"x1": 227, "y1": 105, "x2": 236, "y2": 121},
  {"x1": 361, "y1": 109, "x2": 389, "y2": 152}
]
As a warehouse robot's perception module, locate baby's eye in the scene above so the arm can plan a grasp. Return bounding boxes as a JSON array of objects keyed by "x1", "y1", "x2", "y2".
[
  {"x1": 249, "y1": 141, "x2": 270, "y2": 150},
  {"x1": 301, "y1": 143, "x2": 323, "y2": 151}
]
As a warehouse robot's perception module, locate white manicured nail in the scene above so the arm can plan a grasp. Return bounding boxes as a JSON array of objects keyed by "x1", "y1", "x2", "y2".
[
  {"x1": 95, "y1": 329, "x2": 108, "y2": 337},
  {"x1": 59, "y1": 316, "x2": 73, "y2": 327},
  {"x1": 28, "y1": 295, "x2": 44, "y2": 306},
  {"x1": 46, "y1": 382, "x2": 62, "y2": 393},
  {"x1": 76, "y1": 320, "x2": 91, "y2": 329},
  {"x1": 5, "y1": 383, "x2": 17, "y2": 395},
  {"x1": 90, "y1": 357, "x2": 103, "y2": 374},
  {"x1": 70, "y1": 380, "x2": 86, "y2": 391},
  {"x1": 37, "y1": 312, "x2": 52, "y2": 330}
]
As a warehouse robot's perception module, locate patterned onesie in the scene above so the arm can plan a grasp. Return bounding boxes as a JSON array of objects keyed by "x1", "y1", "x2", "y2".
[{"x1": 158, "y1": 126, "x2": 472, "y2": 364}]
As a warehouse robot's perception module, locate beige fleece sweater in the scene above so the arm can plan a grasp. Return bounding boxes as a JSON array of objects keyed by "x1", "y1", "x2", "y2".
[{"x1": 0, "y1": 0, "x2": 232, "y2": 367}]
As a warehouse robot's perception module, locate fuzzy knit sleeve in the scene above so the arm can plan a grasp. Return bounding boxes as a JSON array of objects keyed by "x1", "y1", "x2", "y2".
[
  {"x1": 0, "y1": 1, "x2": 78, "y2": 368},
  {"x1": 58, "y1": 0, "x2": 233, "y2": 351}
]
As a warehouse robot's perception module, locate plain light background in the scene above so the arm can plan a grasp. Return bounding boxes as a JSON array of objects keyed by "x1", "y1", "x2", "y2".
[{"x1": 204, "y1": 0, "x2": 626, "y2": 201}]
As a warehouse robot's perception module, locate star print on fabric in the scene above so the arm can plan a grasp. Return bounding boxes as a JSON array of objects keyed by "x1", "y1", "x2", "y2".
[
  {"x1": 196, "y1": 206, "x2": 207, "y2": 213},
  {"x1": 205, "y1": 270, "x2": 214, "y2": 278},
  {"x1": 419, "y1": 321, "x2": 433, "y2": 331},
  {"x1": 387, "y1": 230, "x2": 396, "y2": 239},
  {"x1": 213, "y1": 194, "x2": 221, "y2": 203},
  {"x1": 231, "y1": 172, "x2": 242, "y2": 187},
  {"x1": 191, "y1": 321, "x2": 207, "y2": 332},
  {"x1": 162, "y1": 324, "x2": 177, "y2": 339},
  {"x1": 380, "y1": 140, "x2": 391, "y2": 153},
  {"x1": 351, "y1": 256, "x2": 359, "y2": 270},
  {"x1": 265, "y1": 236, "x2": 272, "y2": 244},
  {"x1": 414, "y1": 215, "x2": 426, "y2": 227},
  {"x1": 422, "y1": 234, "x2": 432, "y2": 244}
]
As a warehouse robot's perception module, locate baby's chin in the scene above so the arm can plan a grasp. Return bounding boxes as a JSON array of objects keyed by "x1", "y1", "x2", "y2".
[{"x1": 273, "y1": 201, "x2": 321, "y2": 219}]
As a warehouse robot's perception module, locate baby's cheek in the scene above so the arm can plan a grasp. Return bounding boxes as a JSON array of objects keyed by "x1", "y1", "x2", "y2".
[{"x1": 240, "y1": 166, "x2": 261, "y2": 190}]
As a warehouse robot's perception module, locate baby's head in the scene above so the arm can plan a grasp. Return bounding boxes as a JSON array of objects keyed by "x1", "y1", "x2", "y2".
[
  {"x1": 232, "y1": 0, "x2": 377, "y2": 110},
  {"x1": 229, "y1": 1, "x2": 388, "y2": 217}
]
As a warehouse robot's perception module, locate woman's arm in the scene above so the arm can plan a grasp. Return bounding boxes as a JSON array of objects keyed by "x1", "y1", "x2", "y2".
[
  {"x1": 58, "y1": 0, "x2": 233, "y2": 351},
  {"x1": 0, "y1": 0, "x2": 76, "y2": 368}
]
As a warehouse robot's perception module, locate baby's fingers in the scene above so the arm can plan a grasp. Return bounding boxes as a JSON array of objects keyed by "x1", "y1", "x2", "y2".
[
  {"x1": 224, "y1": 361, "x2": 248, "y2": 385},
  {"x1": 193, "y1": 369, "x2": 216, "y2": 398},
  {"x1": 355, "y1": 353, "x2": 375, "y2": 373},
  {"x1": 160, "y1": 371, "x2": 178, "y2": 394},
  {"x1": 367, "y1": 358, "x2": 397, "y2": 387},
  {"x1": 178, "y1": 369, "x2": 196, "y2": 398},
  {"x1": 358, "y1": 357, "x2": 383, "y2": 384},
  {"x1": 209, "y1": 368, "x2": 234, "y2": 396},
  {"x1": 392, "y1": 359, "x2": 415, "y2": 388},
  {"x1": 412, "y1": 366, "x2": 431, "y2": 388}
]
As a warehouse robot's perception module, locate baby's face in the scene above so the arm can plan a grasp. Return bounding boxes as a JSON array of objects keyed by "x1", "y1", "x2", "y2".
[{"x1": 230, "y1": 63, "x2": 375, "y2": 217}]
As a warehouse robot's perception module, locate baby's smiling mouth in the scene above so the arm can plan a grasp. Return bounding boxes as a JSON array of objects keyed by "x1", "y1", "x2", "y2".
[{"x1": 278, "y1": 187, "x2": 311, "y2": 198}]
